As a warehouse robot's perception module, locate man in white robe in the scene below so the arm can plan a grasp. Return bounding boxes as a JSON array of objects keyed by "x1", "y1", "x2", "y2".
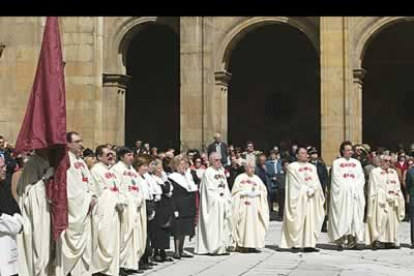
[
  {"x1": 328, "y1": 141, "x2": 366, "y2": 250},
  {"x1": 57, "y1": 132, "x2": 96, "y2": 276},
  {"x1": 195, "y1": 152, "x2": 232, "y2": 255},
  {"x1": 280, "y1": 147, "x2": 325, "y2": 252},
  {"x1": 16, "y1": 149, "x2": 54, "y2": 276},
  {"x1": 90, "y1": 145, "x2": 124, "y2": 276},
  {"x1": 231, "y1": 161, "x2": 269, "y2": 252},
  {"x1": 365, "y1": 154, "x2": 405, "y2": 249},
  {"x1": 111, "y1": 147, "x2": 146, "y2": 275}
]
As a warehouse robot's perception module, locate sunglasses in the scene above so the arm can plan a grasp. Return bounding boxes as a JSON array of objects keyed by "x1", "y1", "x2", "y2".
[{"x1": 384, "y1": 159, "x2": 391, "y2": 163}]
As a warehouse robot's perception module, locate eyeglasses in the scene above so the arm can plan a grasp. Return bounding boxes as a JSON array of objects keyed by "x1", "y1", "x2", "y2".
[
  {"x1": 105, "y1": 153, "x2": 114, "y2": 157},
  {"x1": 384, "y1": 159, "x2": 391, "y2": 163}
]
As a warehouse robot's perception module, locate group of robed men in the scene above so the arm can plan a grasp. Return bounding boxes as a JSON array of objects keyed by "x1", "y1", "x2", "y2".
[
  {"x1": 281, "y1": 141, "x2": 405, "y2": 252},
  {"x1": 15, "y1": 132, "x2": 271, "y2": 276},
  {"x1": 14, "y1": 133, "x2": 405, "y2": 276}
]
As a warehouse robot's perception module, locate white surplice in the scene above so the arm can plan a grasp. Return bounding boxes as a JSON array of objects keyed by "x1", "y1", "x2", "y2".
[
  {"x1": 328, "y1": 157, "x2": 366, "y2": 243},
  {"x1": 365, "y1": 167, "x2": 405, "y2": 245},
  {"x1": 195, "y1": 167, "x2": 232, "y2": 255},
  {"x1": 231, "y1": 173, "x2": 269, "y2": 249},
  {"x1": 16, "y1": 154, "x2": 52, "y2": 276},
  {"x1": 111, "y1": 161, "x2": 146, "y2": 271},
  {"x1": 57, "y1": 151, "x2": 94, "y2": 276},
  {"x1": 280, "y1": 162, "x2": 325, "y2": 248},
  {"x1": 90, "y1": 162, "x2": 122, "y2": 276}
]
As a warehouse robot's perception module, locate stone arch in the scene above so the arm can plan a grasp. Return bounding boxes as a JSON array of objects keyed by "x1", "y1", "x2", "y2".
[
  {"x1": 107, "y1": 16, "x2": 178, "y2": 75},
  {"x1": 354, "y1": 17, "x2": 414, "y2": 68},
  {"x1": 214, "y1": 17, "x2": 319, "y2": 73}
]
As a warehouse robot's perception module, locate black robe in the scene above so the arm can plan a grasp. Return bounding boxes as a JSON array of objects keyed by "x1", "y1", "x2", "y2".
[
  {"x1": 152, "y1": 180, "x2": 174, "y2": 249},
  {"x1": 169, "y1": 177, "x2": 196, "y2": 237}
]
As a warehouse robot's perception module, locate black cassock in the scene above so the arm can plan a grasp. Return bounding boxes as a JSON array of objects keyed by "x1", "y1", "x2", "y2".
[
  {"x1": 169, "y1": 178, "x2": 196, "y2": 238},
  {"x1": 152, "y1": 180, "x2": 174, "y2": 249}
]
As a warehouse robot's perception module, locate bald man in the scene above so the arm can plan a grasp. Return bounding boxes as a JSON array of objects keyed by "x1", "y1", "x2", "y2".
[{"x1": 207, "y1": 133, "x2": 228, "y2": 166}]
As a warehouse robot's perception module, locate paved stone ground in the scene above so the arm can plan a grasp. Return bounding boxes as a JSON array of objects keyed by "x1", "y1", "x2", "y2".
[{"x1": 135, "y1": 218, "x2": 414, "y2": 276}]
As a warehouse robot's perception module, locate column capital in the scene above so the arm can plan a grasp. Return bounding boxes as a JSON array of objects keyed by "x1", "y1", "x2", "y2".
[
  {"x1": 214, "y1": 70, "x2": 232, "y2": 86},
  {"x1": 353, "y1": 68, "x2": 367, "y2": 84},
  {"x1": 102, "y1": 73, "x2": 131, "y2": 91}
]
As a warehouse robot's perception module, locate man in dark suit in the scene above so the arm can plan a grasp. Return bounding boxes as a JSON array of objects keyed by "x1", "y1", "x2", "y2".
[
  {"x1": 0, "y1": 136, "x2": 16, "y2": 190},
  {"x1": 406, "y1": 165, "x2": 414, "y2": 249},
  {"x1": 255, "y1": 154, "x2": 272, "y2": 212},
  {"x1": 207, "y1": 133, "x2": 228, "y2": 166},
  {"x1": 265, "y1": 150, "x2": 282, "y2": 212}
]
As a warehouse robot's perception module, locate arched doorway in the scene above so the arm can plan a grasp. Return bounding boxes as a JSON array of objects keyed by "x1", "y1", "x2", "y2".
[
  {"x1": 227, "y1": 23, "x2": 320, "y2": 151},
  {"x1": 362, "y1": 21, "x2": 414, "y2": 150},
  {"x1": 125, "y1": 23, "x2": 180, "y2": 151}
]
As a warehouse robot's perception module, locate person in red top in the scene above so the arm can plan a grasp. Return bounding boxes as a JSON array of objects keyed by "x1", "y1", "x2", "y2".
[{"x1": 395, "y1": 152, "x2": 409, "y2": 221}]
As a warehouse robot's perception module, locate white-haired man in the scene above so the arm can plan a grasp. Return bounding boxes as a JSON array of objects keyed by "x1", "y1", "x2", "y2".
[
  {"x1": 365, "y1": 154, "x2": 405, "y2": 249},
  {"x1": 195, "y1": 152, "x2": 232, "y2": 255}
]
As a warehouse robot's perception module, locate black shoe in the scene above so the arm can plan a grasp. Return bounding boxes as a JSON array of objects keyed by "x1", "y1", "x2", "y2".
[
  {"x1": 154, "y1": 255, "x2": 164, "y2": 263},
  {"x1": 337, "y1": 245, "x2": 344, "y2": 251},
  {"x1": 410, "y1": 244, "x2": 414, "y2": 249},
  {"x1": 148, "y1": 261, "x2": 158, "y2": 266},
  {"x1": 162, "y1": 256, "x2": 174, "y2": 262},
  {"x1": 291, "y1": 247, "x2": 300, "y2": 253},
  {"x1": 119, "y1": 268, "x2": 128, "y2": 276},
  {"x1": 139, "y1": 263, "x2": 151, "y2": 270},
  {"x1": 350, "y1": 245, "x2": 363, "y2": 250},
  {"x1": 173, "y1": 253, "x2": 181, "y2": 260},
  {"x1": 180, "y1": 252, "x2": 194, "y2": 258},
  {"x1": 135, "y1": 270, "x2": 145, "y2": 274},
  {"x1": 304, "y1": 247, "x2": 320, "y2": 253}
]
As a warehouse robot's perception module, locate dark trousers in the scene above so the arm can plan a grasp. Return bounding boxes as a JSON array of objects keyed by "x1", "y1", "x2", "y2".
[
  {"x1": 140, "y1": 219, "x2": 152, "y2": 265},
  {"x1": 410, "y1": 196, "x2": 414, "y2": 244},
  {"x1": 267, "y1": 190, "x2": 276, "y2": 212},
  {"x1": 277, "y1": 188, "x2": 285, "y2": 218}
]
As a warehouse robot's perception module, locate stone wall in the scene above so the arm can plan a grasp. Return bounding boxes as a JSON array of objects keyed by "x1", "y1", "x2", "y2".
[{"x1": 1, "y1": 16, "x2": 411, "y2": 164}]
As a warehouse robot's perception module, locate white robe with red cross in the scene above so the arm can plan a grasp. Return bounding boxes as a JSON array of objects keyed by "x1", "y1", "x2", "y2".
[
  {"x1": 90, "y1": 162, "x2": 123, "y2": 276},
  {"x1": 111, "y1": 161, "x2": 146, "y2": 271},
  {"x1": 365, "y1": 167, "x2": 405, "y2": 245},
  {"x1": 280, "y1": 162, "x2": 325, "y2": 248},
  {"x1": 328, "y1": 157, "x2": 366, "y2": 243}
]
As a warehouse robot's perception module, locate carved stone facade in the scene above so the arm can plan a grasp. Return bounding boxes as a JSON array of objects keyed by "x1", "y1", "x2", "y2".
[{"x1": 0, "y1": 16, "x2": 412, "y2": 164}]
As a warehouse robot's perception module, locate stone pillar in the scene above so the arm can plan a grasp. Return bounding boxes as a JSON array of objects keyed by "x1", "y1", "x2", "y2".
[
  {"x1": 351, "y1": 68, "x2": 366, "y2": 144},
  {"x1": 212, "y1": 70, "x2": 232, "y2": 144},
  {"x1": 102, "y1": 73, "x2": 131, "y2": 145},
  {"x1": 320, "y1": 17, "x2": 353, "y2": 165},
  {"x1": 180, "y1": 17, "x2": 203, "y2": 151}
]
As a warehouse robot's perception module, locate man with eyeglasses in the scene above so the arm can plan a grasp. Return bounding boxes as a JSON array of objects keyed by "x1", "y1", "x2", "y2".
[
  {"x1": 90, "y1": 145, "x2": 125, "y2": 276},
  {"x1": 366, "y1": 154, "x2": 405, "y2": 250},
  {"x1": 196, "y1": 152, "x2": 233, "y2": 255},
  {"x1": 57, "y1": 132, "x2": 96, "y2": 276}
]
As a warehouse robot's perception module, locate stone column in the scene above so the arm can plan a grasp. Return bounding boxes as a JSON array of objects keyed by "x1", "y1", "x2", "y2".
[
  {"x1": 180, "y1": 17, "x2": 204, "y2": 151},
  {"x1": 211, "y1": 70, "x2": 232, "y2": 144},
  {"x1": 102, "y1": 73, "x2": 131, "y2": 145},
  {"x1": 320, "y1": 17, "x2": 353, "y2": 165},
  {"x1": 351, "y1": 68, "x2": 366, "y2": 145}
]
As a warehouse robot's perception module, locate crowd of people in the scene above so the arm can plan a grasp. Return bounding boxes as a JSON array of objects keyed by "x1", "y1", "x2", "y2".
[{"x1": 1, "y1": 132, "x2": 414, "y2": 276}]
